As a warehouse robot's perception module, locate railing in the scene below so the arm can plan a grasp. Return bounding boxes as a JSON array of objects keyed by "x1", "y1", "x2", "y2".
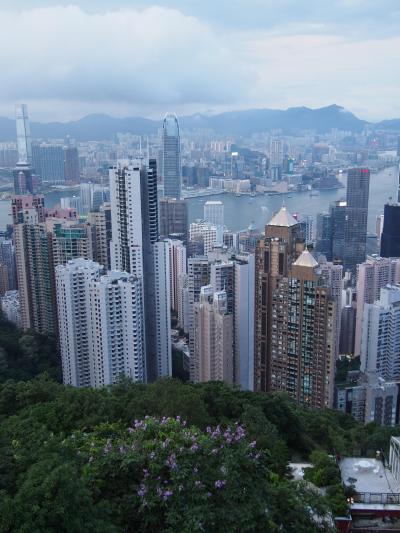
[{"x1": 353, "y1": 492, "x2": 400, "y2": 504}]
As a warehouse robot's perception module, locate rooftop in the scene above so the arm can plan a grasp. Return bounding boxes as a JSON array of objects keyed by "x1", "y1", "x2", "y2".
[
  {"x1": 340, "y1": 458, "x2": 400, "y2": 495},
  {"x1": 293, "y1": 249, "x2": 319, "y2": 268},
  {"x1": 267, "y1": 206, "x2": 298, "y2": 228}
]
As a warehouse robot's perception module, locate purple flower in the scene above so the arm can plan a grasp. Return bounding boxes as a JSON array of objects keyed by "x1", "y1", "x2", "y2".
[
  {"x1": 249, "y1": 441, "x2": 257, "y2": 449},
  {"x1": 137, "y1": 484, "x2": 147, "y2": 498},
  {"x1": 195, "y1": 480, "x2": 203, "y2": 487},
  {"x1": 162, "y1": 438, "x2": 170, "y2": 449},
  {"x1": 150, "y1": 451, "x2": 156, "y2": 459},
  {"x1": 162, "y1": 489, "x2": 173, "y2": 501},
  {"x1": 215, "y1": 479, "x2": 226, "y2": 489},
  {"x1": 143, "y1": 468, "x2": 149, "y2": 478},
  {"x1": 190, "y1": 443, "x2": 199, "y2": 452},
  {"x1": 166, "y1": 454, "x2": 177, "y2": 469},
  {"x1": 211, "y1": 448, "x2": 219, "y2": 455}
]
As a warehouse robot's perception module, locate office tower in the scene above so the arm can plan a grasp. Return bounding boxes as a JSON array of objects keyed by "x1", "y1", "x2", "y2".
[
  {"x1": 343, "y1": 168, "x2": 370, "y2": 274},
  {"x1": 87, "y1": 203, "x2": 112, "y2": 270},
  {"x1": 255, "y1": 206, "x2": 303, "y2": 392},
  {"x1": 1, "y1": 290, "x2": 20, "y2": 327},
  {"x1": 0, "y1": 239, "x2": 17, "y2": 290},
  {"x1": 269, "y1": 139, "x2": 283, "y2": 180},
  {"x1": 14, "y1": 104, "x2": 35, "y2": 194},
  {"x1": 166, "y1": 239, "x2": 187, "y2": 313},
  {"x1": 340, "y1": 288, "x2": 356, "y2": 355},
  {"x1": 64, "y1": 146, "x2": 80, "y2": 184},
  {"x1": 189, "y1": 221, "x2": 222, "y2": 254},
  {"x1": 91, "y1": 186, "x2": 109, "y2": 212},
  {"x1": 381, "y1": 203, "x2": 400, "y2": 258},
  {"x1": 159, "y1": 197, "x2": 188, "y2": 243},
  {"x1": 204, "y1": 200, "x2": 224, "y2": 227},
  {"x1": 32, "y1": 144, "x2": 66, "y2": 184},
  {"x1": 298, "y1": 214, "x2": 314, "y2": 245},
  {"x1": 109, "y1": 160, "x2": 171, "y2": 382},
  {"x1": 188, "y1": 257, "x2": 211, "y2": 380},
  {"x1": 61, "y1": 195, "x2": 83, "y2": 215},
  {"x1": 0, "y1": 263, "x2": 9, "y2": 296},
  {"x1": 162, "y1": 113, "x2": 181, "y2": 199},
  {"x1": 234, "y1": 254, "x2": 255, "y2": 390},
  {"x1": 56, "y1": 259, "x2": 102, "y2": 387},
  {"x1": 194, "y1": 287, "x2": 233, "y2": 383},
  {"x1": 361, "y1": 285, "x2": 400, "y2": 381},
  {"x1": 354, "y1": 256, "x2": 400, "y2": 356},
  {"x1": 315, "y1": 212, "x2": 333, "y2": 259}
]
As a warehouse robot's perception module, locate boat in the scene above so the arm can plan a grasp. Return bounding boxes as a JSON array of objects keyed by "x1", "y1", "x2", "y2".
[{"x1": 309, "y1": 190, "x2": 320, "y2": 197}]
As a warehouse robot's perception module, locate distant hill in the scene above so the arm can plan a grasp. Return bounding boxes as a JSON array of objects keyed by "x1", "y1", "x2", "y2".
[{"x1": 0, "y1": 104, "x2": 398, "y2": 141}]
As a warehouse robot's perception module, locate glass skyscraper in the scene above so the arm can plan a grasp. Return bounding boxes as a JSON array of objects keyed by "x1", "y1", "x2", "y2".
[{"x1": 162, "y1": 113, "x2": 181, "y2": 199}]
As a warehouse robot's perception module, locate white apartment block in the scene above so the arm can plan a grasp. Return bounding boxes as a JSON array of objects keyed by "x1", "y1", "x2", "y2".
[
  {"x1": 153, "y1": 241, "x2": 172, "y2": 378},
  {"x1": 89, "y1": 270, "x2": 145, "y2": 387},
  {"x1": 361, "y1": 285, "x2": 400, "y2": 381},
  {"x1": 355, "y1": 256, "x2": 400, "y2": 356},
  {"x1": 56, "y1": 258, "x2": 102, "y2": 387},
  {"x1": 56, "y1": 259, "x2": 145, "y2": 388}
]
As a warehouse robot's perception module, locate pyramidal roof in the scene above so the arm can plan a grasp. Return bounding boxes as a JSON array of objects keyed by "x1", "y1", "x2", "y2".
[
  {"x1": 293, "y1": 250, "x2": 319, "y2": 268},
  {"x1": 267, "y1": 206, "x2": 298, "y2": 227}
]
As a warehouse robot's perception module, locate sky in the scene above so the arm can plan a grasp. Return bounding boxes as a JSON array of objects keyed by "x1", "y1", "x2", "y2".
[{"x1": 1, "y1": 0, "x2": 399, "y2": 122}]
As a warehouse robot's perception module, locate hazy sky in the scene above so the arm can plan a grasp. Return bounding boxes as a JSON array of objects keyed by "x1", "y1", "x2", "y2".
[{"x1": 1, "y1": 1, "x2": 399, "y2": 121}]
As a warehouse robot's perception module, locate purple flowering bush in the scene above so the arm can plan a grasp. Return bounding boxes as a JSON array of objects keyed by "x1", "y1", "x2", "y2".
[{"x1": 72, "y1": 416, "x2": 272, "y2": 531}]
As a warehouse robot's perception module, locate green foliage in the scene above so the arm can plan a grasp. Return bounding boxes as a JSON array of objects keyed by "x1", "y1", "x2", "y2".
[
  {"x1": 0, "y1": 315, "x2": 61, "y2": 383},
  {"x1": 1, "y1": 374, "x2": 398, "y2": 531},
  {"x1": 335, "y1": 356, "x2": 360, "y2": 384}
]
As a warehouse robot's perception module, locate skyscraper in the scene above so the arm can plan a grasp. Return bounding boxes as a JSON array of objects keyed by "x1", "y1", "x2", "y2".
[
  {"x1": 109, "y1": 160, "x2": 171, "y2": 382},
  {"x1": 342, "y1": 168, "x2": 370, "y2": 275},
  {"x1": 166, "y1": 239, "x2": 187, "y2": 313},
  {"x1": 162, "y1": 113, "x2": 181, "y2": 199},
  {"x1": 14, "y1": 104, "x2": 35, "y2": 194},
  {"x1": 380, "y1": 203, "x2": 400, "y2": 258},
  {"x1": 64, "y1": 146, "x2": 80, "y2": 184},
  {"x1": 87, "y1": 203, "x2": 112, "y2": 270},
  {"x1": 56, "y1": 258, "x2": 102, "y2": 387},
  {"x1": 254, "y1": 206, "x2": 304, "y2": 391}
]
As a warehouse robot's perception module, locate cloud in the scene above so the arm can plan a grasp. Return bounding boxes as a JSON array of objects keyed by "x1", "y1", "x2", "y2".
[
  {"x1": 0, "y1": 6, "x2": 253, "y2": 114},
  {"x1": 0, "y1": 3, "x2": 399, "y2": 121}
]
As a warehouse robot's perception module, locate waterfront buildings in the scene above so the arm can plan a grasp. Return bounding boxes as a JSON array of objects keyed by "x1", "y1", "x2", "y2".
[
  {"x1": 32, "y1": 144, "x2": 65, "y2": 185},
  {"x1": 204, "y1": 200, "x2": 224, "y2": 227}
]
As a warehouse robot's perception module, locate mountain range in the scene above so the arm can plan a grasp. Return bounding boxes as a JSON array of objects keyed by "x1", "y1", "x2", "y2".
[{"x1": 0, "y1": 105, "x2": 399, "y2": 141}]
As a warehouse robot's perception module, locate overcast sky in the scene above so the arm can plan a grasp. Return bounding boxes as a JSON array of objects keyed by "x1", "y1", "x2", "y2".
[{"x1": 1, "y1": 1, "x2": 399, "y2": 121}]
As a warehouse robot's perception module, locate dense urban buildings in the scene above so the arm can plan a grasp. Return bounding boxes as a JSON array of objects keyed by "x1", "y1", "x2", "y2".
[
  {"x1": 158, "y1": 197, "x2": 188, "y2": 243},
  {"x1": 204, "y1": 200, "x2": 224, "y2": 227}
]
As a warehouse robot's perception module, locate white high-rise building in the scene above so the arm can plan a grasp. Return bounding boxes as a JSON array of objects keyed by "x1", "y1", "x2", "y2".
[
  {"x1": 361, "y1": 285, "x2": 400, "y2": 381},
  {"x1": 109, "y1": 160, "x2": 171, "y2": 381},
  {"x1": 89, "y1": 270, "x2": 145, "y2": 387},
  {"x1": 319, "y1": 258, "x2": 343, "y2": 360},
  {"x1": 269, "y1": 139, "x2": 284, "y2": 167},
  {"x1": 355, "y1": 256, "x2": 400, "y2": 356},
  {"x1": 178, "y1": 273, "x2": 189, "y2": 333},
  {"x1": 234, "y1": 254, "x2": 255, "y2": 390},
  {"x1": 194, "y1": 287, "x2": 233, "y2": 383},
  {"x1": 166, "y1": 239, "x2": 187, "y2": 312},
  {"x1": 56, "y1": 258, "x2": 103, "y2": 387},
  {"x1": 204, "y1": 200, "x2": 224, "y2": 227},
  {"x1": 56, "y1": 259, "x2": 146, "y2": 388}
]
